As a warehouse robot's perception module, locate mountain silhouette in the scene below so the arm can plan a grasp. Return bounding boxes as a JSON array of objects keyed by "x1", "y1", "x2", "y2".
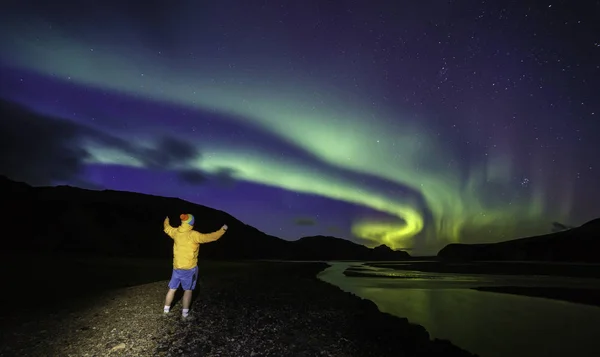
[
  {"x1": 438, "y1": 219, "x2": 600, "y2": 263},
  {"x1": 0, "y1": 176, "x2": 410, "y2": 261},
  {"x1": 292, "y1": 235, "x2": 406, "y2": 260}
]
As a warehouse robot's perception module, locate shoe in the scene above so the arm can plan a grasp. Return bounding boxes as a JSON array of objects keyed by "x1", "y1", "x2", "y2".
[{"x1": 181, "y1": 314, "x2": 195, "y2": 321}]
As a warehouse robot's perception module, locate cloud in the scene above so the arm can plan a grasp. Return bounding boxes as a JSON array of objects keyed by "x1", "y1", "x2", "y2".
[
  {"x1": 141, "y1": 136, "x2": 199, "y2": 169},
  {"x1": 211, "y1": 167, "x2": 238, "y2": 187},
  {"x1": 0, "y1": 99, "x2": 90, "y2": 186},
  {"x1": 178, "y1": 169, "x2": 207, "y2": 184},
  {"x1": 177, "y1": 167, "x2": 239, "y2": 187},
  {"x1": 325, "y1": 225, "x2": 342, "y2": 234},
  {"x1": 0, "y1": 98, "x2": 210, "y2": 189},
  {"x1": 294, "y1": 217, "x2": 317, "y2": 226}
]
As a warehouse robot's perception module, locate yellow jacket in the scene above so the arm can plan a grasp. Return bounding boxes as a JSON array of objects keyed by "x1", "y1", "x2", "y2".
[{"x1": 164, "y1": 222, "x2": 226, "y2": 269}]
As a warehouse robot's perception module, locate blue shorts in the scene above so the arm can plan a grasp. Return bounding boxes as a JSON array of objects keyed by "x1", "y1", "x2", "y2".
[{"x1": 168, "y1": 266, "x2": 198, "y2": 290}]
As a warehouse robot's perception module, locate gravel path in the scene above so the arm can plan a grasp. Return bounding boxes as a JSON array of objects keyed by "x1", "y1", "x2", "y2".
[{"x1": 0, "y1": 262, "x2": 476, "y2": 357}]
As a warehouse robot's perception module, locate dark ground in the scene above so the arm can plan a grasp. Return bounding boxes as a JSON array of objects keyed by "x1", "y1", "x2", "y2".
[{"x1": 0, "y1": 253, "x2": 476, "y2": 357}]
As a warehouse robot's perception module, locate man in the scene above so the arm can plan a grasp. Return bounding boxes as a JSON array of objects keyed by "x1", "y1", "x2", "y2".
[{"x1": 163, "y1": 213, "x2": 228, "y2": 319}]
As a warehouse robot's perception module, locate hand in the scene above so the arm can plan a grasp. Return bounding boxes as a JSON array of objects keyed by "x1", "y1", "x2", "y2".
[
  {"x1": 222, "y1": 224, "x2": 228, "y2": 231},
  {"x1": 164, "y1": 216, "x2": 170, "y2": 223}
]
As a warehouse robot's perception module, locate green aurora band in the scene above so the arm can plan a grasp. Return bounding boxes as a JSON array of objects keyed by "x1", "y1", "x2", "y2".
[{"x1": 0, "y1": 27, "x2": 574, "y2": 252}]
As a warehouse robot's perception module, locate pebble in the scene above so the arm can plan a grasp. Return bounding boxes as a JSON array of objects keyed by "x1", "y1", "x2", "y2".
[{"x1": 110, "y1": 343, "x2": 126, "y2": 352}]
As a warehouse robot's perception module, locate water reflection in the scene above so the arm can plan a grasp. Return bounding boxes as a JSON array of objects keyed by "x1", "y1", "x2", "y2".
[{"x1": 318, "y1": 262, "x2": 600, "y2": 357}]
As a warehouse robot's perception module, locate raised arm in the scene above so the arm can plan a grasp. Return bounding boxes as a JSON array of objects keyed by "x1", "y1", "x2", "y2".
[
  {"x1": 163, "y1": 216, "x2": 177, "y2": 239},
  {"x1": 193, "y1": 224, "x2": 228, "y2": 244}
]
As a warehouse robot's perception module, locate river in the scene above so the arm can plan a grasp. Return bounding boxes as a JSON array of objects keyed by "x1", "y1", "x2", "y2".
[{"x1": 317, "y1": 262, "x2": 600, "y2": 357}]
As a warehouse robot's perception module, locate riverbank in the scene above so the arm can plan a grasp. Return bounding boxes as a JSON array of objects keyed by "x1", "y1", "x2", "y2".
[
  {"x1": 365, "y1": 261, "x2": 600, "y2": 278},
  {"x1": 0, "y1": 255, "x2": 475, "y2": 356},
  {"x1": 472, "y1": 286, "x2": 600, "y2": 307},
  {"x1": 348, "y1": 261, "x2": 600, "y2": 307},
  {"x1": 323, "y1": 261, "x2": 600, "y2": 357}
]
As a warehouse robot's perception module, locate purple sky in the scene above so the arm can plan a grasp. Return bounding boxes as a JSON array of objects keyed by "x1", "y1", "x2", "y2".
[{"x1": 1, "y1": 0, "x2": 599, "y2": 255}]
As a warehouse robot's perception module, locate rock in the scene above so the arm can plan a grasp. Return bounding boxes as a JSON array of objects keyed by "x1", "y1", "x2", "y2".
[{"x1": 110, "y1": 343, "x2": 126, "y2": 352}]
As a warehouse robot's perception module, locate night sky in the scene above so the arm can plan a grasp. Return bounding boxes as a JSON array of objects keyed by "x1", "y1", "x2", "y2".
[{"x1": 1, "y1": 1, "x2": 599, "y2": 255}]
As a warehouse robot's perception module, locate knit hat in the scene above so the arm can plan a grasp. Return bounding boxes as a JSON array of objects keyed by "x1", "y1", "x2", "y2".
[{"x1": 180, "y1": 213, "x2": 195, "y2": 226}]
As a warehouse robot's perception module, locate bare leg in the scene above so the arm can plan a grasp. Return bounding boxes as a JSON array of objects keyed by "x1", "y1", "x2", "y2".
[
  {"x1": 182, "y1": 290, "x2": 193, "y2": 310},
  {"x1": 164, "y1": 288, "x2": 177, "y2": 308}
]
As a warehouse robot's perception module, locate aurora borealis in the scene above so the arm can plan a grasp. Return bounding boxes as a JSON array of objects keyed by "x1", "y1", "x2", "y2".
[{"x1": 1, "y1": 1, "x2": 599, "y2": 255}]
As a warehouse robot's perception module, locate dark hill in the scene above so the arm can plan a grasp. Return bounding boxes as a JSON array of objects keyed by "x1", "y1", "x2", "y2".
[
  {"x1": 0, "y1": 176, "x2": 410, "y2": 261},
  {"x1": 292, "y1": 235, "x2": 410, "y2": 260},
  {"x1": 437, "y1": 219, "x2": 600, "y2": 263}
]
